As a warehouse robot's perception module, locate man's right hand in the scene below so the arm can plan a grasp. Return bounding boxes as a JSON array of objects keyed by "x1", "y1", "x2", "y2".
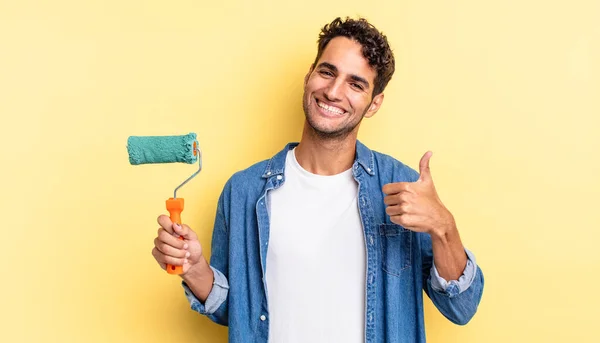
[{"x1": 152, "y1": 214, "x2": 204, "y2": 275}]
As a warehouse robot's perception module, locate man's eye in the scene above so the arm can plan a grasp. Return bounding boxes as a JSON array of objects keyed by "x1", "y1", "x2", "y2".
[
  {"x1": 319, "y1": 70, "x2": 333, "y2": 77},
  {"x1": 351, "y1": 83, "x2": 364, "y2": 91}
]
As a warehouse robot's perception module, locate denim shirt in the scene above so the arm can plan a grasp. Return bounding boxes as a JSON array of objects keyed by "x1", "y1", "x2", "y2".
[{"x1": 182, "y1": 141, "x2": 484, "y2": 343}]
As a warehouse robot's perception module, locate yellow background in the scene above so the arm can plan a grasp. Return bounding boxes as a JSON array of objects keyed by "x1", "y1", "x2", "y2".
[{"x1": 1, "y1": 0, "x2": 599, "y2": 342}]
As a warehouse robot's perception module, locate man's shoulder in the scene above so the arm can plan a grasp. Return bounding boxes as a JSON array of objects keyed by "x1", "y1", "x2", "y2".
[
  {"x1": 370, "y1": 148, "x2": 420, "y2": 182},
  {"x1": 225, "y1": 158, "x2": 270, "y2": 189},
  {"x1": 370, "y1": 148, "x2": 410, "y2": 167},
  {"x1": 226, "y1": 143, "x2": 293, "y2": 185},
  {"x1": 236, "y1": 158, "x2": 269, "y2": 178}
]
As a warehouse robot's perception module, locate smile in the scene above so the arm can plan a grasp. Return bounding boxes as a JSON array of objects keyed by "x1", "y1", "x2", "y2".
[{"x1": 316, "y1": 99, "x2": 346, "y2": 116}]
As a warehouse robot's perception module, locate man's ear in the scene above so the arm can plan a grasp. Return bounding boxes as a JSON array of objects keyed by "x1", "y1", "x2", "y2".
[{"x1": 364, "y1": 93, "x2": 385, "y2": 118}]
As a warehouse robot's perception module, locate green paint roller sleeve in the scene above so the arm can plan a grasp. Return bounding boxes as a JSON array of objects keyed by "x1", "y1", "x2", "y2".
[{"x1": 127, "y1": 133, "x2": 198, "y2": 165}]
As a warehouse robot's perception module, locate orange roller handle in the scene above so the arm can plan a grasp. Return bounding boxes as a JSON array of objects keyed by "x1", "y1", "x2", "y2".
[{"x1": 166, "y1": 197, "x2": 185, "y2": 275}]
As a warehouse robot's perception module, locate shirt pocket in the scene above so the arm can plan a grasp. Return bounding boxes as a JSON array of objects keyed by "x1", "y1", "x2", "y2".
[{"x1": 379, "y1": 223, "x2": 412, "y2": 276}]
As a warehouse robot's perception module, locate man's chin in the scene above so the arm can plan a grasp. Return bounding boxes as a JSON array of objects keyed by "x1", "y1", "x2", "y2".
[{"x1": 306, "y1": 120, "x2": 348, "y2": 139}]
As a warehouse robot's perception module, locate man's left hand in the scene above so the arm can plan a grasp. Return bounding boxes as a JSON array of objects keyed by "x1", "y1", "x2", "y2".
[{"x1": 382, "y1": 151, "x2": 455, "y2": 237}]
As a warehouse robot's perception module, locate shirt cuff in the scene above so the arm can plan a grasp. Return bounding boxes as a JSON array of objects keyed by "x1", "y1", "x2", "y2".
[
  {"x1": 430, "y1": 248, "x2": 478, "y2": 297},
  {"x1": 182, "y1": 266, "x2": 229, "y2": 315}
]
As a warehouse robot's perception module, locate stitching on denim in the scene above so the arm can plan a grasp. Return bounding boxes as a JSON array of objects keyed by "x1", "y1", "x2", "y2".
[{"x1": 379, "y1": 223, "x2": 412, "y2": 276}]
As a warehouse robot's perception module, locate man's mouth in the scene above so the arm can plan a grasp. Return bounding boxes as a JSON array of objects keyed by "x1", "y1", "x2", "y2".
[{"x1": 316, "y1": 99, "x2": 346, "y2": 116}]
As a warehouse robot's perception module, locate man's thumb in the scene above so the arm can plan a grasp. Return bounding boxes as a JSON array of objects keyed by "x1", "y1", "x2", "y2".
[
  {"x1": 173, "y1": 223, "x2": 194, "y2": 239},
  {"x1": 418, "y1": 151, "x2": 433, "y2": 182}
]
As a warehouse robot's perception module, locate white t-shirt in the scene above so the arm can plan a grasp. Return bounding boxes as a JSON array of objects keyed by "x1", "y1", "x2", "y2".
[{"x1": 266, "y1": 148, "x2": 366, "y2": 343}]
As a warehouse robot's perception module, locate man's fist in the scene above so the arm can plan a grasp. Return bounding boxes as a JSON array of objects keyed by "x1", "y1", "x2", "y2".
[
  {"x1": 151, "y1": 215, "x2": 204, "y2": 275},
  {"x1": 382, "y1": 151, "x2": 455, "y2": 236}
]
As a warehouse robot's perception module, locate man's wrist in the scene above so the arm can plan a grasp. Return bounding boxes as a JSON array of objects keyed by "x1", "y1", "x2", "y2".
[
  {"x1": 429, "y1": 211, "x2": 457, "y2": 242},
  {"x1": 181, "y1": 256, "x2": 213, "y2": 283}
]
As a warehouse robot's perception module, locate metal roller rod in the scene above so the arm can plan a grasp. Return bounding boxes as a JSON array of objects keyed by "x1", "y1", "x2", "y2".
[{"x1": 173, "y1": 147, "x2": 202, "y2": 199}]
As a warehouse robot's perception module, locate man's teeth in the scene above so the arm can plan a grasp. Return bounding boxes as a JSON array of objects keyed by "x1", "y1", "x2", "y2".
[{"x1": 317, "y1": 101, "x2": 345, "y2": 115}]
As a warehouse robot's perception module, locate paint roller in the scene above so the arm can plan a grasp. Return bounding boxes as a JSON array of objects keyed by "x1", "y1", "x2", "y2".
[{"x1": 126, "y1": 132, "x2": 202, "y2": 275}]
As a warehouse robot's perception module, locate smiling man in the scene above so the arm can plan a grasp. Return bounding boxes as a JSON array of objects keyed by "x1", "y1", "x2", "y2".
[{"x1": 152, "y1": 17, "x2": 484, "y2": 343}]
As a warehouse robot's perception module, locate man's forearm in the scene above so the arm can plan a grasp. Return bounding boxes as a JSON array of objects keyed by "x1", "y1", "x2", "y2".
[
  {"x1": 181, "y1": 257, "x2": 215, "y2": 303},
  {"x1": 430, "y1": 219, "x2": 468, "y2": 281}
]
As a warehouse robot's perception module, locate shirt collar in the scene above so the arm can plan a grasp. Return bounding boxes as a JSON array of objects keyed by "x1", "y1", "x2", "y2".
[{"x1": 262, "y1": 140, "x2": 375, "y2": 178}]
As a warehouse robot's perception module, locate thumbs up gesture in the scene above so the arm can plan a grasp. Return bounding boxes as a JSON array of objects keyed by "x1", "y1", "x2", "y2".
[{"x1": 382, "y1": 151, "x2": 456, "y2": 236}]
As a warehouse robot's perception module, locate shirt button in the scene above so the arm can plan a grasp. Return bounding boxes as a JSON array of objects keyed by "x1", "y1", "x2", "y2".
[
  {"x1": 266, "y1": 171, "x2": 271, "y2": 175},
  {"x1": 276, "y1": 175, "x2": 282, "y2": 180},
  {"x1": 260, "y1": 315, "x2": 266, "y2": 321},
  {"x1": 367, "y1": 167, "x2": 371, "y2": 172}
]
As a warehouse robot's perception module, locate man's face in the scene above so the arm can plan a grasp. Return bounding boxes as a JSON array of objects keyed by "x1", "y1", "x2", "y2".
[{"x1": 302, "y1": 36, "x2": 383, "y2": 139}]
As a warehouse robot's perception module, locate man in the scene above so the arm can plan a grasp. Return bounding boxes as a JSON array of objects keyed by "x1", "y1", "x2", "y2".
[{"x1": 152, "y1": 17, "x2": 484, "y2": 343}]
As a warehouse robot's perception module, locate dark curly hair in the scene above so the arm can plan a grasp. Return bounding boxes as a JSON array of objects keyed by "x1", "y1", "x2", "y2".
[{"x1": 313, "y1": 17, "x2": 395, "y2": 97}]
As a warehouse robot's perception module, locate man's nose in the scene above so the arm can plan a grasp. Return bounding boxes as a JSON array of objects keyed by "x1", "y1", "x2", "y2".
[{"x1": 324, "y1": 79, "x2": 343, "y2": 102}]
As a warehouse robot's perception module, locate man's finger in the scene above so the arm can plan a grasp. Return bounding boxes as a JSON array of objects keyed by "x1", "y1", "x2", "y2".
[
  {"x1": 386, "y1": 205, "x2": 403, "y2": 216},
  {"x1": 384, "y1": 192, "x2": 413, "y2": 206},
  {"x1": 157, "y1": 214, "x2": 174, "y2": 235},
  {"x1": 390, "y1": 213, "x2": 414, "y2": 227},
  {"x1": 154, "y1": 238, "x2": 189, "y2": 258},
  {"x1": 152, "y1": 247, "x2": 187, "y2": 266},
  {"x1": 173, "y1": 223, "x2": 198, "y2": 240},
  {"x1": 151, "y1": 248, "x2": 167, "y2": 271},
  {"x1": 382, "y1": 182, "x2": 412, "y2": 195},
  {"x1": 157, "y1": 228, "x2": 187, "y2": 249},
  {"x1": 383, "y1": 195, "x2": 398, "y2": 206},
  {"x1": 385, "y1": 202, "x2": 412, "y2": 216}
]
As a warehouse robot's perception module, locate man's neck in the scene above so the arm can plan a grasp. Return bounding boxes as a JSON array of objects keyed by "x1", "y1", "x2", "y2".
[{"x1": 294, "y1": 126, "x2": 357, "y2": 176}]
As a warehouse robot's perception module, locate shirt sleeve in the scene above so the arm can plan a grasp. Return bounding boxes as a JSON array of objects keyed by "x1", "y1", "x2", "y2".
[
  {"x1": 181, "y1": 266, "x2": 229, "y2": 314},
  {"x1": 429, "y1": 248, "x2": 478, "y2": 297}
]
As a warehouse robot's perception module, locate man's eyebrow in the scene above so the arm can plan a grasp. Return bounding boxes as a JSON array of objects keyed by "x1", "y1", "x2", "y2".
[
  {"x1": 316, "y1": 62, "x2": 371, "y2": 89},
  {"x1": 350, "y1": 75, "x2": 370, "y2": 89},
  {"x1": 317, "y1": 62, "x2": 338, "y2": 73}
]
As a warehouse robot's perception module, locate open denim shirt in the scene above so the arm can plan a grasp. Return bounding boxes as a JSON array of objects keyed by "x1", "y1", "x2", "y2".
[{"x1": 182, "y1": 141, "x2": 484, "y2": 342}]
